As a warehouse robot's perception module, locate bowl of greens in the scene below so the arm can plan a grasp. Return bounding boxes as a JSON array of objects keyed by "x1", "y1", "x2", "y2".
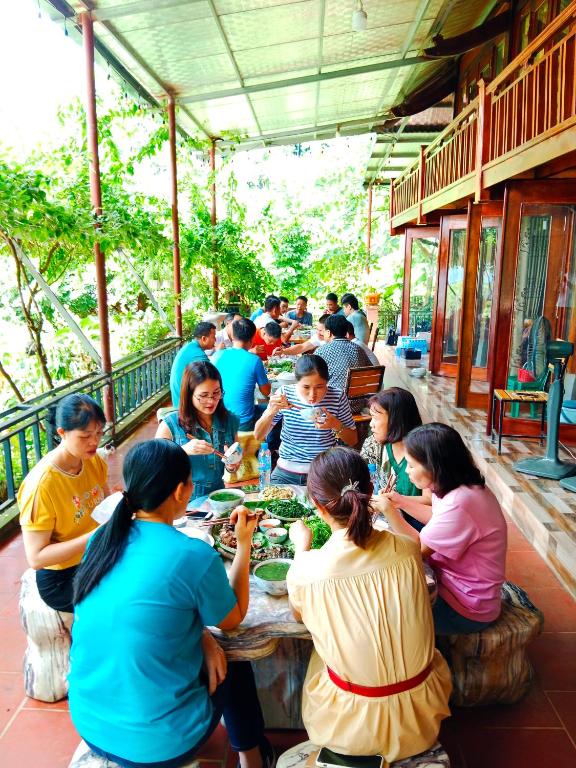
[
  {"x1": 265, "y1": 498, "x2": 311, "y2": 522},
  {"x1": 253, "y1": 558, "x2": 292, "y2": 595},
  {"x1": 208, "y1": 489, "x2": 245, "y2": 516},
  {"x1": 303, "y1": 515, "x2": 332, "y2": 549}
]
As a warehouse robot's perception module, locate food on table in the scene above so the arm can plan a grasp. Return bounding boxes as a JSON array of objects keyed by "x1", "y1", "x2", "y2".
[
  {"x1": 241, "y1": 484, "x2": 260, "y2": 494},
  {"x1": 265, "y1": 527, "x2": 288, "y2": 544},
  {"x1": 266, "y1": 360, "x2": 294, "y2": 373},
  {"x1": 266, "y1": 498, "x2": 310, "y2": 520},
  {"x1": 254, "y1": 561, "x2": 291, "y2": 581},
  {"x1": 303, "y1": 516, "x2": 332, "y2": 549},
  {"x1": 210, "y1": 491, "x2": 243, "y2": 502},
  {"x1": 259, "y1": 518, "x2": 281, "y2": 532},
  {"x1": 215, "y1": 523, "x2": 294, "y2": 562},
  {"x1": 261, "y1": 486, "x2": 294, "y2": 501}
]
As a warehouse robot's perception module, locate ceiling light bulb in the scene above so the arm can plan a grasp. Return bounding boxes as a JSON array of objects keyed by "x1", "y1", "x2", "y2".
[{"x1": 352, "y1": 2, "x2": 367, "y2": 32}]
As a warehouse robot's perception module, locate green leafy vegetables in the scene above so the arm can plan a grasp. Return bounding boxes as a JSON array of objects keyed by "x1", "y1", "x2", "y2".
[
  {"x1": 304, "y1": 516, "x2": 332, "y2": 549},
  {"x1": 266, "y1": 499, "x2": 310, "y2": 519}
]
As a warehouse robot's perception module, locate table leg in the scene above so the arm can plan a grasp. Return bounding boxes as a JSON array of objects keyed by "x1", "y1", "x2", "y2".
[
  {"x1": 498, "y1": 399, "x2": 504, "y2": 455},
  {"x1": 540, "y1": 400, "x2": 546, "y2": 446},
  {"x1": 491, "y1": 395, "x2": 496, "y2": 443}
]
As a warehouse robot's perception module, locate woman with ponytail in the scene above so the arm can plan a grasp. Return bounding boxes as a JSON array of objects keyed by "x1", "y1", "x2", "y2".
[
  {"x1": 18, "y1": 393, "x2": 108, "y2": 612},
  {"x1": 69, "y1": 439, "x2": 272, "y2": 768},
  {"x1": 286, "y1": 447, "x2": 451, "y2": 764}
]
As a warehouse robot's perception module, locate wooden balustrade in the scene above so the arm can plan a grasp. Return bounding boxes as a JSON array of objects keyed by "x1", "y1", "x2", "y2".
[{"x1": 391, "y1": 1, "x2": 576, "y2": 226}]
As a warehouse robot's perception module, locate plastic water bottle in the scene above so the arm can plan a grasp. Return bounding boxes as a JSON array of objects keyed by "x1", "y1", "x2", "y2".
[
  {"x1": 258, "y1": 442, "x2": 272, "y2": 492},
  {"x1": 368, "y1": 463, "x2": 379, "y2": 494}
]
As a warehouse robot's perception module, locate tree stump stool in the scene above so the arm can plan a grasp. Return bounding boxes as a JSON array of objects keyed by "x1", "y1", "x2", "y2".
[
  {"x1": 276, "y1": 741, "x2": 450, "y2": 768},
  {"x1": 19, "y1": 568, "x2": 73, "y2": 702},
  {"x1": 69, "y1": 740, "x2": 200, "y2": 767},
  {"x1": 437, "y1": 581, "x2": 543, "y2": 707}
]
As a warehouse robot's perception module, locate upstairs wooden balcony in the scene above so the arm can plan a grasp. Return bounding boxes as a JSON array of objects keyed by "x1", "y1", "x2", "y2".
[{"x1": 391, "y1": 2, "x2": 576, "y2": 229}]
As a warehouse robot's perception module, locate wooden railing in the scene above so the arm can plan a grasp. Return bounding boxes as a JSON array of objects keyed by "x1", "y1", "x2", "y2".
[{"x1": 391, "y1": 1, "x2": 576, "y2": 224}]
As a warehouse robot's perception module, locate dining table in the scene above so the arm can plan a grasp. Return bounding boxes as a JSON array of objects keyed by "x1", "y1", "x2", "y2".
[{"x1": 181, "y1": 489, "x2": 437, "y2": 729}]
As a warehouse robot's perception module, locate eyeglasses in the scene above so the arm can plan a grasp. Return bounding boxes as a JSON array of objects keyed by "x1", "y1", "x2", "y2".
[{"x1": 194, "y1": 390, "x2": 224, "y2": 402}]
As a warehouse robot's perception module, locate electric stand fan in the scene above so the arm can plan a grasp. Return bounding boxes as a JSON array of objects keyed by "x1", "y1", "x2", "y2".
[{"x1": 514, "y1": 316, "x2": 576, "y2": 480}]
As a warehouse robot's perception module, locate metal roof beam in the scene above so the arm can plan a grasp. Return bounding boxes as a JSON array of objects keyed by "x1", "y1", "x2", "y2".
[{"x1": 179, "y1": 56, "x2": 431, "y2": 104}]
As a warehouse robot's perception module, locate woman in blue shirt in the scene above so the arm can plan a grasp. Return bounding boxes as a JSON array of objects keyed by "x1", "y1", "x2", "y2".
[
  {"x1": 69, "y1": 439, "x2": 270, "y2": 768},
  {"x1": 156, "y1": 361, "x2": 240, "y2": 500}
]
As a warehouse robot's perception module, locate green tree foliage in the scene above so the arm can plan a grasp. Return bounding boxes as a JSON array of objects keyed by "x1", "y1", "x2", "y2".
[{"x1": 271, "y1": 223, "x2": 311, "y2": 297}]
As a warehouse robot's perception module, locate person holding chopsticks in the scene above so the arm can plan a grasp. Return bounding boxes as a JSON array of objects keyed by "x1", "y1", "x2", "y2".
[
  {"x1": 254, "y1": 355, "x2": 357, "y2": 486},
  {"x1": 361, "y1": 387, "x2": 431, "y2": 531},
  {"x1": 156, "y1": 361, "x2": 241, "y2": 501}
]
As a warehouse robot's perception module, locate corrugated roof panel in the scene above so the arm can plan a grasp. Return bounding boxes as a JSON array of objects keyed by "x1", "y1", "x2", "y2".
[
  {"x1": 220, "y1": 0, "x2": 320, "y2": 50},
  {"x1": 323, "y1": 0, "x2": 437, "y2": 36},
  {"x1": 234, "y1": 39, "x2": 319, "y2": 79},
  {"x1": 104, "y1": 2, "x2": 213, "y2": 32}
]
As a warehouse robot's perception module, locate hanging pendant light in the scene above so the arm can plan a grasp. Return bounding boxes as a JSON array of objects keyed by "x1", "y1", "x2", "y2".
[{"x1": 352, "y1": 0, "x2": 367, "y2": 32}]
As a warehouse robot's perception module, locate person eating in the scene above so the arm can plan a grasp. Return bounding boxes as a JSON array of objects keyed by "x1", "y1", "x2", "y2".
[
  {"x1": 286, "y1": 296, "x2": 313, "y2": 326},
  {"x1": 254, "y1": 355, "x2": 357, "y2": 485},
  {"x1": 156, "y1": 361, "x2": 240, "y2": 501}
]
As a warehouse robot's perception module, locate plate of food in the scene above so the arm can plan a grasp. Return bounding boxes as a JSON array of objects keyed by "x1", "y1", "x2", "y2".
[
  {"x1": 264, "y1": 498, "x2": 312, "y2": 522},
  {"x1": 213, "y1": 521, "x2": 294, "y2": 564},
  {"x1": 261, "y1": 486, "x2": 294, "y2": 501}
]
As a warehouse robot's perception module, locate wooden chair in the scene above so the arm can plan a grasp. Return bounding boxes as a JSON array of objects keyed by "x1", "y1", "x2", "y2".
[
  {"x1": 367, "y1": 321, "x2": 373, "y2": 341},
  {"x1": 345, "y1": 365, "x2": 385, "y2": 423},
  {"x1": 371, "y1": 326, "x2": 379, "y2": 351}
]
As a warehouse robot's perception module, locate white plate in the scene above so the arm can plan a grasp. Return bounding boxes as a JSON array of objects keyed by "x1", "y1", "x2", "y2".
[{"x1": 179, "y1": 527, "x2": 215, "y2": 547}]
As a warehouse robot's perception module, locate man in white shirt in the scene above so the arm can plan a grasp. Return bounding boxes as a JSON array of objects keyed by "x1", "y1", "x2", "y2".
[
  {"x1": 208, "y1": 312, "x2": 242, "y2": 355},
  {"x1": 272, "y1": 315, "x2": 329, "y2": 357}
]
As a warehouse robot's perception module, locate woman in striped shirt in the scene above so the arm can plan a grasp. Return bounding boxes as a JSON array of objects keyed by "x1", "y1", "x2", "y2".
[{"x1": 254, "y1": 356, "x2": 357, "y2": 485}]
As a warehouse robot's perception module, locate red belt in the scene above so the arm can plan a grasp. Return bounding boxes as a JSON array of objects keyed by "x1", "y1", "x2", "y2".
[{"x1": 327, "y1": 663, "x2": 432, "y2": 698}]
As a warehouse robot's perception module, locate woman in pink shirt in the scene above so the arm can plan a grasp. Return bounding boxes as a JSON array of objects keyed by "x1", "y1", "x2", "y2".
[{"x1": 377, "y1": 423, "x2": 507, "y2": 635}]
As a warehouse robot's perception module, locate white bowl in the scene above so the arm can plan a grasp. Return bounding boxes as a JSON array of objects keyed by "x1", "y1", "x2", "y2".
[
  {"x1": 208, "y1": 489, "x2": 246, "y2": 516},
  {"x1": 265, "y1": 527, "x2": 288, "y2": 544},
  {"x1": 253, "y1": 558, "x2": 292, "y2": 596},
  {"x1": 179, "y1": 527, "x2": 215, "y2": 547},
  {"x1": 259, "y1": 518, "x2": 281, "y2": 533}
]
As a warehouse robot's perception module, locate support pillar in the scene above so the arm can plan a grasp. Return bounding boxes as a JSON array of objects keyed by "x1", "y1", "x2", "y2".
[
  {"x1": 167, "y1": 95, "x2": 183, "y2": 337},
  {"x1": 210, "y1": 140, "x2": 219, "y2": 308},
  {"x1": 366, "y1": 184, "x2": 373, "y2": 273},
  {"x1": 80, "y1": 12, "x2": 114, "y2": 425}
]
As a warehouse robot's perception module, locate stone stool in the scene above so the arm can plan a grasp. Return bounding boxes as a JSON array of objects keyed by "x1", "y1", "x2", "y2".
[
  {"x1": 437, "y1": 581, "x2": 543, "y2": 707},
  {"x1": 69, "y1": 741, "x2": 200, "y2": 767},
  {"x1": 276, "y1": 741, "x2": 450, "y2": 768},
  {"x1": 19, "y1": 568, "x2": 73, "y2": 702}
]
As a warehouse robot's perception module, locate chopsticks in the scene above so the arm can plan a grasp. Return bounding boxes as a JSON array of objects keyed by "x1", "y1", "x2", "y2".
[
  {"x1": 185, "y1": 433, "x2": 226, "y2": 458},
  {"x1": 382, "y1": 470, "x2": 397, "y2": 494},
  {"x1": 196, "y1": 512, "x2": 262, "y2": 527}
]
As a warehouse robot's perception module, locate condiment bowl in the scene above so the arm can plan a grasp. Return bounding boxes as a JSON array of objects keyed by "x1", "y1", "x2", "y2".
[
  {"x1": 265, "y1": 527, "x2": 288, "y2": 544},
  {"x1": 253, "y1": 558, "x2": 292, "y2": 596},
  {"x1": 208, "y1": 488, "x2": 245, "y2": 516},
  {"x1": 259, "y1": 517, "x2": 281, "y2": 533}
]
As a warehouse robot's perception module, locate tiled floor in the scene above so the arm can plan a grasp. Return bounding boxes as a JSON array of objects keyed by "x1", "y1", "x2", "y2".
[{"x1": 1, "y1": 369, "x2": 576, "y2": 766}]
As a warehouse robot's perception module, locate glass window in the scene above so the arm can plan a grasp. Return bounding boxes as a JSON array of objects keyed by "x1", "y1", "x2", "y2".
[
  {"x1": 494, "y1": 40, "x2": 506, "y2": 76},
  {"x1": 408, "y1": 236, "x2": 439, "y2": 335},
  {"x1": 442, "y1": 229, "x2": 466, "y2": 364},
  {"x1": 519, "y1": 12, "x2": 531, "y2": 51},
  {"x1": 472, "y1": 226, "x2": 499, "y2": 368}
]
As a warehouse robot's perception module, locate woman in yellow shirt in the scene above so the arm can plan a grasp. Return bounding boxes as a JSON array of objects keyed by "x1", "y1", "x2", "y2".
[
  {"x1": 287, "y1": 447, "x2": 451, "y2": 763},
  {"x1": 18, "y1": 394, "x2": 109, "y2": 613}
]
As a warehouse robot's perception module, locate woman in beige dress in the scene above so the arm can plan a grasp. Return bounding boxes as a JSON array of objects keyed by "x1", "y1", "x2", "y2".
[{"x1": 287, "y1": 447, "x2": 451, "y2": 763}]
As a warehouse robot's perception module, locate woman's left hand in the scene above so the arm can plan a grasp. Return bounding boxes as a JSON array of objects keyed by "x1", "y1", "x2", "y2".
[
  {"x1": 313, "y1": 408, "x2": 339, "y2": 431},
  {"x1": 383, "y1": 490, "x2": 403, "y2": 508},
  {"x1": 201, "y1": 630, "x2": 227, "y2": 695}
]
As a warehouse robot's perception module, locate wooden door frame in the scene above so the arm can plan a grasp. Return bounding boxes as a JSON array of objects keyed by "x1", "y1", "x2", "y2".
[
  {"x1": 488, "y1": 179, "x2": 576, "y2": 435},
  {"x1": 456, "y1": 200, "x2": 504, "y2": 408},
  {"x1": 430, "y1": 214, "x2": 469, "y2": 377},
  {"x1": 401, "y1": 227, "x2": 440, "y2": 336}
]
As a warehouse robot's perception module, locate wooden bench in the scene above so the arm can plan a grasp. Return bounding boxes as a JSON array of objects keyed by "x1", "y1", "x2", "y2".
[
  {"x1": 19, "y1": 568, "x2": 73, "y2": 702},
  {"x1": 276, "y1": 740, "x2": 450, "y2": 768},
  {"x1": 437, "y1": 581, "x2": 543, "y2": 707}
]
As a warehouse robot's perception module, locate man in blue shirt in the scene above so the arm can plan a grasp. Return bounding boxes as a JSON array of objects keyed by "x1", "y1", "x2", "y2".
[
  {"x1": 215, "y1": 317, "x2": 271, "y2": 430},
  {"x1": 286, "y1": 295, "x2": 313, "y2": 326},
  {"x1": 169, "y1": 322, "x2": 216, "y2": 406}
]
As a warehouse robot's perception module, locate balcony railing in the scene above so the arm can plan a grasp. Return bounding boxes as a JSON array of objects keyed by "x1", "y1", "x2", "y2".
[
  {"x1": 0, "y1": 337, "x2": 180, "y2": 522},
  {"x1": 391, "y1": 2, "x2": 576, "y2": 225}
]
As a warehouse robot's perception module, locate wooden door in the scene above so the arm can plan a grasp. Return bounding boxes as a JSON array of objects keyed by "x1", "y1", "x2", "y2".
[
  {"x1": 401, "y1": 227, "x2": 439, "y2": 337},
  {"x1": 456, "y1": 201, "x2": 503, "y2": 408},
  {"x1": 430, "y1": 215, "x2": 468, "y2": 377},
  {"x1": 488, "y1": 179, "x2": 576, "y2": 438}
]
